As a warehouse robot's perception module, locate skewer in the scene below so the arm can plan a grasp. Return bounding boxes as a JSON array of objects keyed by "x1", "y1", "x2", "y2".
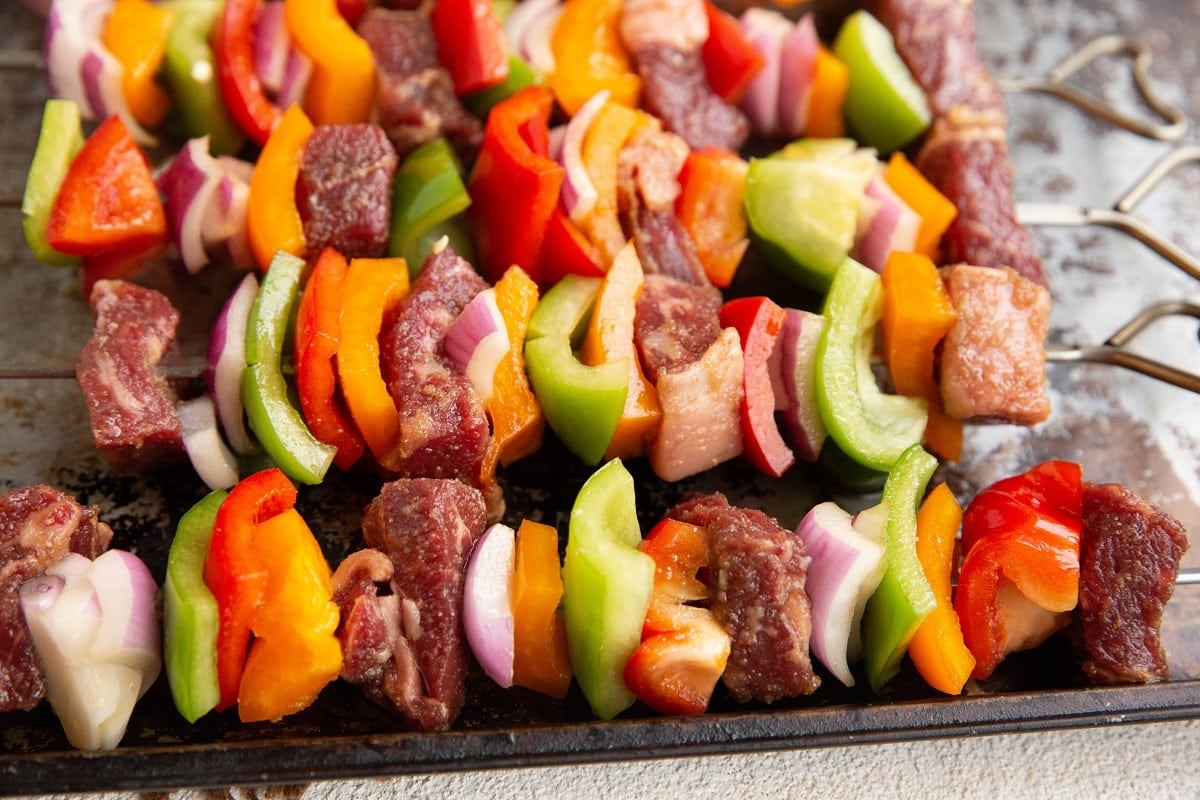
[{"x1": 997, "y1": 34, "x2": 1189, "y2": 142}]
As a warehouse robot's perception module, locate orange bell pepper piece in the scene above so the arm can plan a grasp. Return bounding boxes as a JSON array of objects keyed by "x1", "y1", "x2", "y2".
[
  {"x1": 579, "y1": 101, "x2": 655, "y2": 265},
  {"x1": 674, "y1": 147, "x2": 750, "y2": 288},
  {"x1": 907, "y1": 482, "x2": 975, "y2": 694},
  {"x1": 581, "y1": 243, "x2": 661, "y2": 460},
  {"x1": 547, "y1": 0, "x2": 641, "y2": 116},
  {"x1": 247, "y1": 104, "x2": 313, "y2": 271},
  {"x1": 511, "y1": 520, "x2": 572, "y2": 699},
  {"x1": 481, "y1": 265, "x2": 545, "y2": 480},
  {"x1": 294, "y1": 248, "x2": 367, "y2": 471},
  {"x1": 337, "y1": 256, "x2": 410, "y2": 462},
  {"x1": 238, "y1": 507, "x2": 342, "y2": 722},
  {"x1": 623, "y1": 519, "x2": 730, "y2": 716},
  {"x1": 884, "y1": 152, "x2": 958, "y2": 260},
  {"x1": 102, "y1": 0, "x2": 175, "y2": 128},
  {"x1": 880, "y1": 251, "x2": 963, "y2": 461},
  {"x1": 805, "y1": 45, "x2": 849, "y2": 139},
  {"x1": 284, "y1": 0, "x2": 377, "y2": 125}
]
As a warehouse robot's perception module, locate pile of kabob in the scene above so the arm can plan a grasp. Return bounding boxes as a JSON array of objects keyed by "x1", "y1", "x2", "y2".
[{"x1": 0, "y1": 0, "x2": 1190, "y2": 752}]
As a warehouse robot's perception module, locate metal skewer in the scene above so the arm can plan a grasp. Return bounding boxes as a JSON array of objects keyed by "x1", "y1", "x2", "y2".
[{"x1": 997, "y1": 34, "x2": 1189, "y2": 142}]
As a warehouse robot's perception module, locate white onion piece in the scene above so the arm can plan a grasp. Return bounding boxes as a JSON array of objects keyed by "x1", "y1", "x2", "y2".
[
  {"x1": 252, "y1": 1, "x2": 290, "y2": 95},
  {"x1": 852, "y1": 175, "x2": 921, "y2": 273},
  {"x1": 444, "y1": 288, "x2": 511, "y2": 405},
  {"x1": 462, "y1": 523, "x2": 516, "y2": 688},
  {"x1": 277, "y1": 48, "x2": 313, "y2": 109},
  {"x1": 19, "y1": 553, "x2": 143, "y2": 751},
  {"x1": 207, "y1": 273, "x2": 261, "y2": 455},
  {"x1": 558, "y1": 89, "x2": 609, "y2": 225},
  {"x1": 774, "y1": 308, "x2": 828, "y2": 461},
  {"x1": 157, "y1": 137, "x2": 223, "y2": 273},
  {"x1": 177, "y1": 395, "x2": 241, "y2": 490},
  {"x1": 738, "y1": 8, "x2": 789, "y2": 135},
  {"x1": 778, "y1": 13, "x2": 819, "y2": 138},
  {"x1": 44, "y1": 0, "x2": 157, "y2": 145},
  {"x1": 795, "y1": 502, "x2": 886, "y2": 687},
  {"x1": 86, "y1": 549, "x2": 162, "y2": 691},
  {"x1": 504, "y1": 0, "x2": 561, "y2": 74}
]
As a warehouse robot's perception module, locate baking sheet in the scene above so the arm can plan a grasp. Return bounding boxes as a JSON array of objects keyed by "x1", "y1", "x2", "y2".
[{"x1": 2, "y1": 0, "x2": 1199, "y2": 794}]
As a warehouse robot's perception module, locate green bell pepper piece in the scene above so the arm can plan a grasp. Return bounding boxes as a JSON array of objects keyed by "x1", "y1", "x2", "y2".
[
  {"x1": 815, "y1": 258, "x2": 927, "y2": 472},
  {"x1": 243, "y1": 251, "x2": 337, "y2": 484},
  {"x1": 21, "y1": 99, "x2": 84, "y2": 267},
  {"x1": 524, "y1": 276, "x2": 628, "y2": 465},
  {"x1": 388, "y1": 137, "x2": 473, "y2": 277},
  {"x1": 860, "y1": 444, "x2": 938, "y2": 690},
  {"x1": 744, "y1": 157, "x2": 865, "y2": 293},
  {"x1": 463, "y1": 54, "x2": 541, "y2": 119},
  {"x1": 160, "y1": 0, "x2": 245, "y2": 156},
  {"x1": 833, "y1": 10, "x2": 931, "y2": 154},
  {"x1": 561, "y1": 459, "x2": 655, "y2": 720},
  {"x1": 164, "y1": 489, "x2": 226, "y2": 723}
]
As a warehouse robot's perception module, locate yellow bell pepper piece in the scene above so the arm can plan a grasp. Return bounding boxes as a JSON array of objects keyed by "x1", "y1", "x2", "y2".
[
  {"x1": 238, "y1": 508, "x2": 342, "y2": 722},
  {"x1": 247, "y1": 104, "x2": 313, "y2": 270},
  {"x1": 285, "y1": 0, "x2": 377, "y2": 125},
  {"x1": 547, "y1": 0, "x2": 641, "y2": 116},
  {"x1": 102, "y1": 0, "x2": 176, "y2": 128}
]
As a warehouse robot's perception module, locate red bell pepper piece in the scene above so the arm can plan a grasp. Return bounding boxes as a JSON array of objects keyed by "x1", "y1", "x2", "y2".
[
  {"x1": 719, "y1": 296, "x2": 794, "y2": 477},
  {"x1": 214, "y1": 0, "x2": 283, "y2": 145},
  {"x1": 467, "y1": 87, "x2": 564, "y2": 285},
  {"x1": 294, "y1": 248, "x2": 367, "y2": 471},
  {"x1": 701, "y1": 0, "x2": 766, "y2": 104},
  {"x1": 203, "y1": 468, "x2": 298, "y2": 710},
  {"x1": 431, "y1": 0, "x2": 510, "y2": 96},
  {"x1": 954, "y1": 460, "x2": 1083, "y2": 680},
  {"x1": 624, "y1": 518, "x2": 730, "y2": 716},
  {"x1": 46, "y1": 115, "x2": 168, "y2": 263},
  {"x1": 540, "y1": 206, "x2": 606, "y2": 286}
]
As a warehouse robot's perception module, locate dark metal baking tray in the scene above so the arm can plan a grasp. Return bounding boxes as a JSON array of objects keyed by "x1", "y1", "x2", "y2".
[{"x1": 2, "y1": 0, "x2": 1199, "y2": 794}]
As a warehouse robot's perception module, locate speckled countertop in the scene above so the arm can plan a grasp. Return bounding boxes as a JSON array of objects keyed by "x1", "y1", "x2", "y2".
[{"x1": 3, "y1": 0, "x2": 1200, "y2": 797}]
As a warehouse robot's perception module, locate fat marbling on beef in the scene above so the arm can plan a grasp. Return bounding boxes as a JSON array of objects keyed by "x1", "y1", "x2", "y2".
[
  {"x1": 667, "y1": 492, "x2": 820, "y2": 703},
  {"x1": 334, "y1": 477, "x2": 486, "y2": 731},
  {"x1": 872, "y1": 0, "x2": 1045, "y2": 285},
  {"x1": 357, "y1": 6, "x2": 482, "y2": 160},
  {"x1": 1075, "y1": 482, "x2": 1189, "y2": 685},
  {"x1": 938, "y1": 263, "x2": 1051, "y2": 426},
  {"x1": 620, "y1": 0, "x2": 750, "y2": 151},
  {"x1": 0, "y1": 485, "x2": 112, "y2": 712},
  {"x1": 634, "y1": 275, "x2": 744, "y2": 480},
  {"x1": 296, "y1": 123, "x2": 399, "y2": 260},
  {"x1": 76, "y1": 279, "x2": 186, "y2": 474},
  {"x1": 378, "y1": 245, "x2": 500, "y2": 514}
]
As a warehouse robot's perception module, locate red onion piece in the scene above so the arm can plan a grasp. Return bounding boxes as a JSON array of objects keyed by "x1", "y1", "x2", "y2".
[
  {"x1": 45, "y1": 0, "x2": 157, "y2": 145},
  {"x1": 772, "y1": 308, "x2": 828, "y2": 461},
  {"x1": 795, "y1": 501, "x2": 886, "y2": 687},
  {"x1": 558, "y1": 89, "x2": 609, "y2": 225},
  {"x1": 277, "y1": 48, "x2": 313, "y2": 110},
  {"x1": 157, "y1": 137, "x2": 223, "y2": 273},
  {"x1": 463, "y1": 523, "x2": 517, "y2": 688},
  {"x1": 253, "y1": 0, "x2": 290, "y2": 95},
  {"x1": 207, "y1": 273, "x2": 261, "y2": 455},
  {"x1": 738, "y1": 8, "x2": 789, "y2": 135},
  {"x1": 443, "y1": 287, "x2": 511, "y2": 405},
  {"x1": 778, "y1": 13, "x2": 819, "y2": 138},
  {"x1": 87, "y1": 549, "x2": 162, "y2": 689},
  {"x1": 504, "y1": 0, "x2": 561, "y2": 74},
  {"x1": 204, "y1": 157, "x2": 256, "y2": 271},
  {"x1": 852, "y1": 175, "x2": 921, "y2": 273},
  {"x1": 177, "y1": 395, "x2": 241, "y2": 490}
]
